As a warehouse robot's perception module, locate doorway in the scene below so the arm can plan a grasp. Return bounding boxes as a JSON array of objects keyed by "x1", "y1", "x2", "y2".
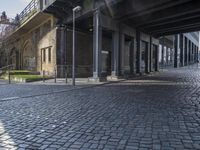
[
  {"x1": 102, "y1": 30, "x2": 112, "y2": 76},
  {"x1": 141, "y1": 41, "x2": 148, "y2": 73},
  {"x1": 153, "y1": 44, "x2": 158, "y2": 71}
]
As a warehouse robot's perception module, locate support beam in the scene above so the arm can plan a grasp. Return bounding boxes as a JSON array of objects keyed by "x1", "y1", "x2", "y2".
[
  {"x1": 111, "y1": 31, "x2": 120, "y2": 78},
  {"x1": 136, "y1": 31, "x2": 141, "y2": 74},
  {"x1": 155, "y1": 45, "x2": 159, "y2": 71},
  {"x1": 174, "y1": 35, "x2": 179, "y2": 68},
  {"x1": 149, "y1": 37, "x2": 153, "y2": 72},
  {"x1": 179, "y1": 34, "x2": 184, "y2": 67},
  {"x1": 56, "y1": 25, "x2": 66, "y2": 77},
  {"x1": 130, "y1": 38, "x2": 134, "y2": 75},
  {"x1": 91, "y1": 10, "x2": 104, "y2": 82},
  {"x1": 119, "y1": 33, "x2": 125, "y2": 75},
  {"x1": 161, "y1": 40, "x2": 165, "y2": 68},
  {"x1": 145, "y1": 41, "x2": 150, "y2": 73},
  {"x1": 184, "y1": 37, "x2": 188, "y2": 66}
]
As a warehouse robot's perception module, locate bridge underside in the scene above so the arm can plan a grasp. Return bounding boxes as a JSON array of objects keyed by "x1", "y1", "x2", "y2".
[{"x1": 44, "y1": 0, "x2": 200, "y2": 38}]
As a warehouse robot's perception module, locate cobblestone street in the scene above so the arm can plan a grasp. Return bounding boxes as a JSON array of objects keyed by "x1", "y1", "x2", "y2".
[{"x1": 1, "y1": 67, "x2": 200, "y2": 150}]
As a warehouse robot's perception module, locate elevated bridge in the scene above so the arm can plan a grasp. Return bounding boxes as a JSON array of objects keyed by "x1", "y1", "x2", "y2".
[
  {"x1": 43, "y1": 0, "x2": 200, "y2": 37},
  {"x1": 0, "y1": 0, "x2": 199, "y2": 79}
]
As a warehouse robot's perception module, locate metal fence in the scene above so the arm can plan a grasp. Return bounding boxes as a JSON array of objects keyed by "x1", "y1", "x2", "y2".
[{"x1": 18, "y1": 0, "x2": 39, "y2": 25}]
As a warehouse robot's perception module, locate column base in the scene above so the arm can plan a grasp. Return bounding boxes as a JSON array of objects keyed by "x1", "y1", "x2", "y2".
[
  {"x1": 88, "y1": 76, "x2": 107, "y2": 82},
  {"x1": 107, "y1": 75, "x2": 120, "y2": 81}
]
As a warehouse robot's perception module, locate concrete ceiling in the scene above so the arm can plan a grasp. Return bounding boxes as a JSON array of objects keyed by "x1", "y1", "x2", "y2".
[
  {"x1": 43, "y1": 0, "x2": 200, "y2": 37},
  {"x1": 115, "y1": 0, "x2": 200, "y2": 37}
]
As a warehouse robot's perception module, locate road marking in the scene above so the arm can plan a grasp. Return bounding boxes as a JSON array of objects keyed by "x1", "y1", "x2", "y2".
[{"x1": 1, "y1": 97, "x2": 20, "y2": 101}]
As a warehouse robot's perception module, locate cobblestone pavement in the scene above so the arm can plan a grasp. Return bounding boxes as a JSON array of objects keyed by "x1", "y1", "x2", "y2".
[{"x1": 1, "y1": 67, "x2": 200, "y2": 149}]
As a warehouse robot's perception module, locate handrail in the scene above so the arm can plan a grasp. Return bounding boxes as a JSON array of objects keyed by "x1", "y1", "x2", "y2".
[
  {"x1": 18, "y1": 0, "x2": 39, "y2": 25},
  {"x1": 0, "y1": 64, "x2": 14, "y2": 71},
  {"x1": 0, "y1": 0, "x2": 39, "y2": 41},
  {"x1": 0, "y1": 64, "x2": 14, "y2": 84}
]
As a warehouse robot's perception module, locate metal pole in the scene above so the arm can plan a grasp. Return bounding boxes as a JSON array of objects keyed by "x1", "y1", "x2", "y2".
[
  {"x1": 54, "y1": 66, "x2": 57, "y2": 83},
  {"x1": 65, "y1": 66, "x2": 68, "y2": 84},
  {"x1": 72, "y1": 10, "x2": 76, "y2": 86},
  {"x1": 8, "y1": 66, "x2": 11, "y2": 84},
  {"x1": 43, "y1": 70, "x2": 45, "y2": 82}
]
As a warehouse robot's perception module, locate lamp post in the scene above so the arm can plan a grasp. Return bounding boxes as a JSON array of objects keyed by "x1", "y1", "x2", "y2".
[{"x1": 72, "y1": 6, "x2": 82, "y2": 86}]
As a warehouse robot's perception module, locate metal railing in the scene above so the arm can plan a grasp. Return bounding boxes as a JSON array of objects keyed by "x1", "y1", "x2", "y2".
[
  {"x1": 0, "y1": 64, "x2": 14, "y2": 84},
  {"x1": 0, "y1": 0, "x2": 39, "y2": 41},
  {"x1": 42, "y1": 64, "x2": 92, "y2": 84},
  {"x1": 18, "y1": 0, "x2": 39, "y2": 25},
  {"x1": 43, "y1": 0, "x2": 56, "y2": 9}
]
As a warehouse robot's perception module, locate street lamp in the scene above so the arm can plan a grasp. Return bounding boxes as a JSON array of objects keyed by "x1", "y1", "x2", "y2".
[{"x1": 72, "y1": 6, "x2": 82, "y2": 86}]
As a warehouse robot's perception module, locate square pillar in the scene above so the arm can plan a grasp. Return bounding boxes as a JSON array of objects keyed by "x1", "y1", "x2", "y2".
[
  {"x1": 161, "y1": 37, "x2": 165, "y2": 68},
  {"x1": 184, "y1": 37, "x2": 188, "y2": 66},
  {"x1": 149, "y1": 36, "x2": 153, "y2": 72},
  {"x1": 136, "y1": 31, "x2": 141, "y2": 74},
  {"x1": 129, "y1": 38, "x2": 134, "y2": 75},
  {"x1": 155, "y1": 45, "x2": 159, "y2": 71},
  {"x1": 197, "y1": 48, "x2": 199, "y2": 62},
  {"x1": 186, "y1": 38, "x2": 189, "y2": 65},
  {"x1": 189, "y1": 40, "x2": 191, "y2": 64},
  {"x1": 56, "y1": 25, "x2": 67, "y2": 77},
  {"x1": 180, "y1": 34, "x2": 184, "y2": 67},
  {"x1": 196, "y1": 46, "x2": 198, "y2": 63},
  {"x1": 92, "y1": 10, "x2": 104, "y2": 81},
  {"x1": 192, "y1": 43, "x2": 195, "y2": 63},
  {"x1": 111, "y1": 31, "x2": 120, "y2": 78},
  {"x1": 119, "y1": 33, "x2": 125, "y2": 75},
  {"x1": 145, "y1": 42, "x2": 150, "y2": 74},
  {"x1": 166, "y1": 47, "x2": 169, "y2": 65},
  {"x1": 174, "y1": 34, "x2": 179, "y2": 68}
]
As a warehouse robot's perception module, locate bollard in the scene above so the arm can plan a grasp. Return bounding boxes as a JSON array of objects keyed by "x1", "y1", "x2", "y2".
[
  {"x1": 54, "y1": 68, "x2": 57, "y2": 83},
  {"x1": 43, "y1": 70, "x2": 45, "y2": 82},
  {"x1": 8, "y1": 67, "x2": 11, "y2": 84},
  {"x1": 65, "y1": 66, "x2": 68, "y2": 84}
]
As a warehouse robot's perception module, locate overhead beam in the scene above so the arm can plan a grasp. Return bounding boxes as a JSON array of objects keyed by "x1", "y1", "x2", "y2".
[
  {"x1": 152, "y1": 23, "x2": 200, "y2": 37},
  {"x1": 134, "y1": 0, "x2": 200, "y2": 27},
  {"x1": 115, "y1": 0, "x2": 191, "y2": 20},
  {"x1": 147, "y1": 17, "x2": 200, "y2": 34}
]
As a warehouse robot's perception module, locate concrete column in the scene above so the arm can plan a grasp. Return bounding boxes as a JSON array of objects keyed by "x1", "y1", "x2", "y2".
[
  {"x1": 136, "y1": 31, "x2": 141, "y2": 74},
  {"x1": 174, "y1": 34, "x2": 180, "y2": 68},
  {"x1": 191, "y1": 43, "x2": 194, "y2": 63},
  {"x1": 192, "y1": 43, "x2": 195, "y2": 63},
  {"x1": 119, "y1": 33, "x2": 125, "y2": 75},
  {"x1": 186, "y1": 38, "x2": 189, "y2": 65},
  {"x1": 189, "y1": 40, "x2": 191, "y2": 64},
  {"x1": 129, "y1": 38, "x2": 134, "y2": 74},
  {"x1": 197, "y1": 48, "x2": 199, "y2": 62},
  {"x1": 155, "y1": 45, "x2": 159, "y2": 71},
  {"x1": 180, "y1": 34, "x2": 184, "y2": 67},
  {"x1": 149, "y1": 36, "x2": 153, "y2": 72},
  {"x1": 194, "y1": 45, "x2": 196, "y2": 63},
  {"x1": 184, "y1": 37, "x2": 188, "y2": 66},
  {"x1": 196, "y1": 46, "x2": 199, "y2": 63},
  {"x1": 111, "y1": 31, "x2": 120, "y2": 78},
  {"x1": 196, "y1": 46, "x2": 198, "y2": 63},
  {"x1": 92, "y1": 10, "x2": 103, "y2": 81},
  {"x1": 145, "y1": 41, "x2": 150, "y2": 73},
  {"x1": 161, "y1": 40, "x2": 165, "y2": 68},
  {"x1": 166, "y1": 47, "x2": 169, "y2": 66},
  {"x1": 56, "y1": 25, "x2": 66, "y2": 77}
]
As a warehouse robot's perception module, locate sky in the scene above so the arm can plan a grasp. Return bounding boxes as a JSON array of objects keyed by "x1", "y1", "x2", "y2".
[{"x1": 0, "y1": 0, "x2": 31, "y2": 18}]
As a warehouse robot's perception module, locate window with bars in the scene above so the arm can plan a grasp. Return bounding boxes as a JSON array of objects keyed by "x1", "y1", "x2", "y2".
[{"x1": 41, "y1": 47, "x2": 52, "y2": 63}]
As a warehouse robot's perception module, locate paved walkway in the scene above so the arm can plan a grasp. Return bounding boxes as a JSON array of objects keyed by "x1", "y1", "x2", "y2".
[{"x1": 0, "y1": 67, "x2": 200, "y2": 149}]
